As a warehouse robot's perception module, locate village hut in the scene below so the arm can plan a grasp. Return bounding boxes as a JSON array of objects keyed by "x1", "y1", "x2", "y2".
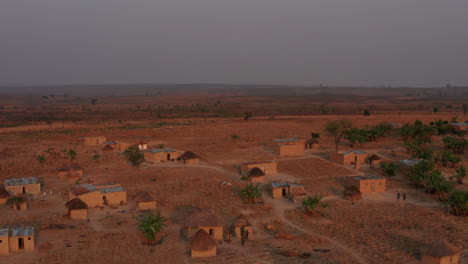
[
  {"x1": 57, "y1": 163, "x2": 83, "y2": 180},
  {"x1": 180, "y1": 151, "x2": 200, "y2": 165},
  {"x1": 305, "y1": 138, "x2": 320, "y2": 149},
  {"x1": 65, "y1": 198, "x2": 88, "y2": 219},
  {"x1": 346, "y1": 175, "x2": 386, "y2": 193},
  {"x1": 69, "y1": 183, "x2": 127, "y2": 208},
  {"x1": 10, "y1": 195, "x2": 28, "y2": 211},
  {"x1": 232, "y1": 214, "x2": 253, "y2": 239},
  {"x1": 0, "y1": 189, "x2": 10, "y2": 206},
  {"x1": 247, "y1": 167, "x2": 266, "y2": 183},
  {"x1": 188, "y1": 229, "x2": 217, "y2": 258},
  {"x1": 182, "y1": 208, "x2": 225, "y2": 240},
  {"x1": 134, "y1": 192, "x2": 157, "y2": 210},
  {"x1": 84, "y1": 136, "x2": 107, "y2": 146},
  {"x1": 4, "y1": 177, "x2": 41, "y2": 196},
  {"x1": 274, "y1": 138, "x2": 306, "y2": 156},
  {"x1": 367, "y1": 154, "x2": 382, "y2": 168},
  {"x1": 102, "y1": 144, "x2": 114, "y2": 152},
  {"x1": 0, "y1": 227, "x2": 35, "y2": 254},
  {"x1": 330, "y1": 150, "x2": 367, "y2": 169},
  {"x1": 289, "y1": 183, "x2": 307, "y2": 204},
  {"x1": 343, "y1": 186, "x2": 362, "y2": 201},
  {"x1": 420, "y1": 240, "x2": 461, "y2": 264}
]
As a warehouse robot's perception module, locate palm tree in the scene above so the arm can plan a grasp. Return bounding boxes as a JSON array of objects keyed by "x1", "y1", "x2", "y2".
[
  {"x1": 137, "y1": 212, "x2": 168, "y2": 246},
  {"x1": 301, "y1": 195, "x2": 329, "y2": 215},
  {"x1": 240, "y1": 184, "x2": 262, "y2": 204}
]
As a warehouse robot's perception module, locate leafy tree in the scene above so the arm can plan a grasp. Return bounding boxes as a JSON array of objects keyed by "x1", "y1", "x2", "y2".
[
  {"x1": 344, "y1": 128, "x2": 367, "y2": 147},
  {"x1": 240, "y1": 183, "x2": 262, "y2": 204},
  {"x1": 408, "y1": 160, "x2": 435, "y2": 188},
  {"x1": 380, "y1": 162, "x2": 400, "y2": 176},
  {"x1": 363, "y1": 110, "x2": 370, "y2": 116},
  {"x1": 311, "y1": 133, "x2": 320, "y2": 139},
  {"x1": 67, "y1": 149, "x2": 77, "y2": 161},
  {"x1": 124, "y1": 145, "x2": 145, "y2": 166},
  {"x1": 325, "y1": 119, "x2": 353, "y2": 151},
  {"x1": 90, "y1": 98, "x2": 98, "y2": 105},
  {"x1": 137, "y1": 212, "x2": 168, "y2": 245},
  {"x1": 36, "y1": 155, "x2": 46, "y2": 167},
  {"x1": 445, "y1": 190, "x2": 468, "y2": 216},
  {"x1": 443, "y1": 136, "x2": 468, "y2": 154},
  {"x1": 433, "y1": 107, "x2": 439, "y2": 114},
  {"x1": 451, "y1": 165, "x2": 466, "y2": 184},
  {"x1": 301, "y1": 195, "x2": 329, "y2": 215},
  {"x1": 244, "y1": 112, "x2": 253, "y2": 121}
]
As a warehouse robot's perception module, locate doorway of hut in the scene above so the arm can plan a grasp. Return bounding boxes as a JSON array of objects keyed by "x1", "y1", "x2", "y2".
[
  {"x1": 18, "y1": 238, "x2": 24, "y2": 250},
  {"x1": 22, "y1": 187, "x2": 26, "y2": 194},
  {"x1": 282, "y1": 188, "x2": 287, "y2": 197},
  {"x1": 102, "y1": 196, "x2": 108, "y2": 205},
  {"x1": 167, "y1": 154, "x2": 170, "y2": 161}
]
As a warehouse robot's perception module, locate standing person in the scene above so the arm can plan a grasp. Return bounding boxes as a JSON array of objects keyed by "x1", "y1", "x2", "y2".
[
  {"x1": 397, "y1": 192, "x2": 400, "y2": 200},
  {"x1": 403, "y1": 193, "x2": 406, "y2": 201}
]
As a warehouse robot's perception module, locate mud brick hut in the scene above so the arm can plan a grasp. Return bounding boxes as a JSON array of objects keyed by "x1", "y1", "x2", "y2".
[
  {"x1": 10, "y1": 195, "x2": 28, "y2": 211},
  {"x1": 57, "y1": 163, "x2": 83, "y2": 181},
  {"x1": 346, "y1": 175, "x2": 386, "y2": 193},
  {"x1": 232, "y1": 214, "x2": 253, "y2": 239},
  {"x1": 188, "y1": 229, "x2": 217, "y2": 258},
  {"x1": 69, "y1": 183, "x2": 127, "y2": 208},
  {"x1": 115, "y1": 141, "x2": 132, "y2": 152},
  {"x1": 84, "y1": 136, "x2": 107, "y2": 146},
  {"x1": 330, "y1": 150, "x2": 367, "y2": 169},
  {"x1": 305, "y1": 138, "x2": 320, "y2": 150},
  {"x1": 134, "y1": 192, "x2": 157, "y2": 210},
  {"x1": 65, "y1": 198, "x2": 88, "y2": 220},
  {"x1": 420, "y1": 240, "x2": 461, "y2": 264},
  {"x1": 367, "y1": 154, "x2": 382, "y2": 168},
  {"x1": 0, "y1": 227, "x2": 35, "y2": 254},
  {"x1": 271, "y1": 182, "x2": 290, "y2": 199},
  {"x1": 144, "y1": 148, "x2": 184, "y2": 163},
  {"x1": 4, "y1": 177, "x2": 41, "y2": 196},
  {"x1": 137, "y1": 142, "x2": 148, "y2": 150},
  {"x1": 182, "y1": 208, "x2": 225, "y2": 241},
  {"x1": 247, "y1": 167, "x2": 266, "y2": 183},
  {"x1": 288, "y1": 183, "x2": 307, "y2": 204},
  {"x1": 180, "y1": 151, "x2": 200, "y2": 165},
  {"x1": 273, "y1": 137, "x2": 306, "y2": 156},
  {"x1": 241, "y1": 161, "x2": 277, "y2": 175},
  {"x1": 343, "y1": 186, "x2": 362, "y2": 201}
]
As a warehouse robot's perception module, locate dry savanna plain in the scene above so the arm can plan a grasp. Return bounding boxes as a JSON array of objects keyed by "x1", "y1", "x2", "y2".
[{"x1": 0, "y1": 85, "x2": 467, "y2": 264}]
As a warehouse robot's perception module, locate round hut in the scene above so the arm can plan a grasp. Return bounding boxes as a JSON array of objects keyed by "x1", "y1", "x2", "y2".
[
  {"x1": 65, "y1": 198, "x2": 88, "y2": 219},
  {"x1": 232, "y1": 214, "x2": 253, "y2": 239},
  {"x1": 247, "y1": 167, "x2": 266, "y2": 183},
  {"x1": 343, "y1": 186, "x2": 362, "y2": 201},
  {"x1": 420, "y1": 240, "x2": 461, "y2": 264},
  {"x1": 367, "y1": 154, "x2": 382, "y2": 168},
  {"x1": 180, "y1": 151, "x2": 200, "y2": 165},
  {"x1": 188, "y1": 229, "x2": 217, "y2": 258},
  {"x1": 134, "y1": 191, "x2": 157, "y2": 210}
]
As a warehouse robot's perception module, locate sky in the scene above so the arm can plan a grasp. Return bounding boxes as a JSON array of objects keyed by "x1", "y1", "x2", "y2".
[{"x1": 1, "y1": 0, "x2": 468, "y2": 87}]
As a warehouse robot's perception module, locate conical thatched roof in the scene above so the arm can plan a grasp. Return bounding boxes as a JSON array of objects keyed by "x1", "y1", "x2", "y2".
[
  {"x1": 368, "y1": 154, "x2": 381, "y2": 161},
  {"x1": 232, "y1": 214, "x2": 251, "y2": 227},
  {"x1": 181, "y1": 151, "x2": 199, "y2": 160},
  {"x1": 0, "y1": 189, "x2": 10, "y2": 198},
  {"x1": 134, "y1": 192, "x2": 156, "y2": 202},
  {"x1": 420, "y1": 240, "x2": 461, "y2": 257},
  {"x1": 103, "y1": 144, "x2": 114, "y2": 151},
  {"x1": 183, "y1": 208, "x2": 225, "y2": 227},
  {"x1": 57, "y1": 163, "x2": 83, "y2": 172},
  {"x1": 65, "y1": 198, "x2": 88, "y2": 210},
  {"x1": 247, "y1": 167, "x2": 265, "y2": 177},
  {"x1": 188, "y1": 229, "x2": 217, "y2": 251}
]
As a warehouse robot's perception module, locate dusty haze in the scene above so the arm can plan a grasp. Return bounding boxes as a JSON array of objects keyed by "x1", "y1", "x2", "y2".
[{"x1": 1, "y1": 0, "x2": 468, "y2": 87}]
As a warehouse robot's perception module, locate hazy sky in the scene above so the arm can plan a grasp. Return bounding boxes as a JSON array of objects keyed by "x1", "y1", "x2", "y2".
[{"x1": 1, "y1": 0, "x2": 468, "y2": 87}]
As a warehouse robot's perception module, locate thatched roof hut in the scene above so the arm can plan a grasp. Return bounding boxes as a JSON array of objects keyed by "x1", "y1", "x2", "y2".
[
  {"x1": 103, "y1": 144, "x2": 114, "y2": 151},
  {"x1": 57, "y1": 163, "x2": 83, "y2": 172},
  {"x1": 134, "y1": 192, "x2": 156, "y2": 202},
  {"x1": 367, "y1": 154, "x2": 381, "y2": 162},
  {"x1": 420, "y1": 240, "x2": 461, "y2": 257},
  {"x1": 232, "y1": 214, "x2": 251, "y2": 227},
  {"x1": 65, "y1": 198, "x2": 88, "y2": 210},
  {"x1": 343, "y1": 186, "x2": 362, "y2": 201},
  {"x1": 183, "y1": 208, "x2": 225, "y2": 227},
  {"x1": 247, "y1": 167, "x2": 265, "y2": 177},
  {"x1": 189, "y1": 229, "x2": 217, "y2": 253},
  {"x1": 181, "y1": 151, "x2": 199, "y2": 160}
]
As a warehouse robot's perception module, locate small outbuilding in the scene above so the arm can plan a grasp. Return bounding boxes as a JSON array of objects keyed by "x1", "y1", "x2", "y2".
[
  {"x1": 247, "y1": 167, "x2": 266, "y2": 183},
  {"x1": 0, "y1": 227, "x2": 35, "y2": 254},
  {"x1": 346, "y1": 175, "x2": 386, "y2": 193},
  {"x1": 188, "y1": 229, "x2": 217, "y2": 258},
  {"x1": 289, "y1": 183, "x2": 307, "y2": 204},
  {"x1": 367, "y1": 154, "x2": 382, "y2": 168},
  {"x1": 305, "y1": 138, "x2": 320, "y2": 150},
  {"x1": 10, "y1": 195, "x2": 28, "y2": 211},
  {"x1": 330, "y1": 150, "x2": 367, "y2": 169},
  {"x1": 180, "y1": 151, "x2": 200, "y2": 165},
  {"x1": 274, "y1": 138, "x2": 306, "y2": 156},
  {"x1": 343, "y1": 186, "x2": 362, "y2": 201},
  {"x1": 57, "y1": 163, "x2": 83, "y2": 181},
  {"x1": 0, "y1": 189, "x2": 10, "y2": 206},
  {"x1": 449, "y1": 122, "x2": 468, "y2": 132},
  {"x1": 134, "y1": 192, "x2": 157, "y2": 210},
  {"x1": 4, "y1": 177, "x2": 41, "y2": 196},
  {"x1": 144, "y1": 148, "x2": 184, "y2": 163},
  {"x1": 84, "y1": 136, "x2": 107, "y2": 146},
  {"x1": 241, "y1": 161, "x2": 277, "y2": 175},
  {"x1": 182, "y1": 208, "x2": 225, "y2": 241},
  {"x1": 115, "y1": 142, "x2": 132, "y2": 152},
  {"x1": 232, "y1": 214, "x2": 253, "y2": 239},
  {"x1": 65, "y1": 198, "x2": 88, "y2": 220},
  {"x1": 69, "y1": 183, "x2": 127, "y2": 208},
  {"x1": 271, "y1": 182, "x2": 306, "y2": 203},
  {"x1": 420, "y1": 240, "x2": 461, "y2": 264}
]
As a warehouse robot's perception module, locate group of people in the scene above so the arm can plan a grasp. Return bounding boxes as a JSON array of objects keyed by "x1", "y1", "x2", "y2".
[{"x1": 397, "y1": 192, "x2": 406, "y2": 201}]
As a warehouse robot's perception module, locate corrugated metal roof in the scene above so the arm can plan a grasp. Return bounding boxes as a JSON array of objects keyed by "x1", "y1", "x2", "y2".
[
  {"x1": 274, "y1": 137, "x2": 304, "y2": 143},
  {"x1": 399, "y1": 159, "x2": 424, "y2": 166},
  {"x1": 351, "y1": 175, "x2": 385, "y2": 181},
  {"x1": 451, "y1": 122, "x2": 468, "y2": 126},
  {"x1": 100, "y1": 186, "x2": 125, "y2": 194},
  {"x1": 103, "y1": 141, "x2": 118, "y2": 145},
  {"x1": 271, "y1": 182, "x2": 289, "y2": 188},
  {"x1": 71, "y1": 184, "x2": 97, "y2": 195},
  {"x1": 288, "y1": 182, "x2": 304, "y2": 188},
  {"x1": 0, "y1": 228, "x2": 8, "y2": 237},
  {"x1": 10, "y1": 227, "x2": 34, "y2": 237},
  {"x1": 340, "y1": 150, "x2": 367, "y2": 155},
  {"x1": 147, "y1": 148, "x2": 176, "y2": 153},
  {"x1": 5, "y1": 177, "x2": 40, "y2": 186}
]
